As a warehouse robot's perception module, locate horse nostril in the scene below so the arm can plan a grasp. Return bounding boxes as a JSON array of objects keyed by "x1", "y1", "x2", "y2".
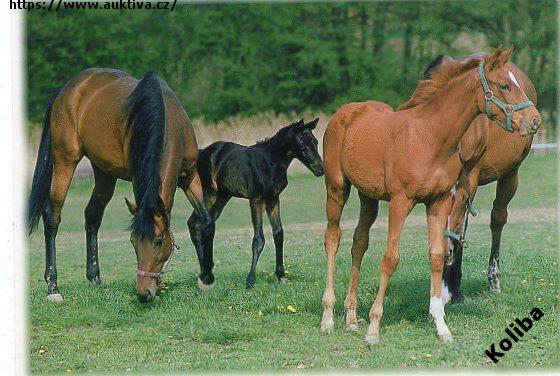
[
  {"x1": 137, "y1": 289, "x2": 153, "y2": 303},
  {"x1": 530, "y1": 118, "x2": 540, "y2": 131}
]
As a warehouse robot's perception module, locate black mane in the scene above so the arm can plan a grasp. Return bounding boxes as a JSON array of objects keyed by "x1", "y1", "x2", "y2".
[
  {"x1": 125, "y1": 70, "x2": 166, "y2": 238},
  {"x1": 422, "y1": 54, "x2": 444, "y2": 79},
  {"x1": 255, "y1": 122, "x2": 296, "y2": 154}
]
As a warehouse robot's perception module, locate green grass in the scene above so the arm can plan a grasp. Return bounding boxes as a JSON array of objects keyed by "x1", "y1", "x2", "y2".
[{"x1": 28, "y1": 152, "x2": 558, "y2": 373}]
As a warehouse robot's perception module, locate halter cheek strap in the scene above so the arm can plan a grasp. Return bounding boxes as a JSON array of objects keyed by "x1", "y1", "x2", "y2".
[
  {"x1": 478, "y1": 62, "x2": 534, "y2": 132},
  {"x1": 136, "y1": 229, "x2": 181, "y2": 278}
]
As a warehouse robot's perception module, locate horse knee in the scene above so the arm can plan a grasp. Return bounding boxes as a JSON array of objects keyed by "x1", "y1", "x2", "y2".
[
  {"x1": 490, "y1": 206, "x2": 508, "y2": 231},
  {"x1": 381, "y1": 252, "x2": 399, "y2": 275},
  {"x1": 272, "y1": 227, "x2": 283, "y2": 242},
  {"x1": 84, "y1": 204, "x2": 102, "y2": 233},
  {"x1": 324, "y1": 223, "x2": 341, "y2": 252},
  {"x1": 252, "y1": 233, "x2": 265, "y2": 253},
  {"x1": 430, "y1": 249, "x2": 446, "y2": 272}
]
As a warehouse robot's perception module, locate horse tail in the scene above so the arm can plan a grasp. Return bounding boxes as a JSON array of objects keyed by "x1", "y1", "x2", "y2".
[
  {"x1": 125, "y1": 70, "x2": 166, "y2": 238},
  {"x1": 28, "y1": 87, "x2": 61, "y2": 235}
]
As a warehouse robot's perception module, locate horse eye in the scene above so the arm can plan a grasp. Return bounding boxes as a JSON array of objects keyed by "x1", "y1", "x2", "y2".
[
  {"x1": 154, "y1": 237, "x2": 163, "y2": 247},
  {"x1": 499, "y1": 83, "x2": 510, "y2": 91}
]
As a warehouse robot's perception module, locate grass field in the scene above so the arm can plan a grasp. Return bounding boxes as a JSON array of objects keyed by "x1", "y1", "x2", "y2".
[{"x1": 28, "y1": 152, "x2": 558, "y2": 373}]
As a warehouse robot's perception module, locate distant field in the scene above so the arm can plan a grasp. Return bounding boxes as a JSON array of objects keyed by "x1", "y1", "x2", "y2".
[{"x1": 27, "y1": 152, "x2": 558, "y2": 373}]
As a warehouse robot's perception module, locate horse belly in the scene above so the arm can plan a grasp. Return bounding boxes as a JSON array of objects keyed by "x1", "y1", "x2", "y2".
[
  {"x1": 79, "y1": 110, "x2": 130, "y2": 180},
  {"x1": 341, "y1": 128, "x2": 387, "y2": 199}
]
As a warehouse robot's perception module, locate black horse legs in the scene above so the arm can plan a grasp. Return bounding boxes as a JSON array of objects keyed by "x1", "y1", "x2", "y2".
[
  {"x1": 84, "y1": 166, "x2": 116, "y2": 286},
  {"x1": 246, "y1": 199, "x2": 266, "y2": 289},
  {"x1": 266, "y1": 196, "x2": 285, "y2": 281}
]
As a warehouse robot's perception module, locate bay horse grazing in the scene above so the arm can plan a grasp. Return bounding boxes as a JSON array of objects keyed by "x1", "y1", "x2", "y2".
[
  {"x1": 188, "y1": 118, "x2": 324, "y2": 288},
  {"x1": 319, "y1": 46, "x2": 541, "y2": 343},
  {"x1": 28, "y1": 68, "x2": 214, "y2": 303},
  {"x1": 421, "y1": 54, "x2": 540, "y2": 301}
]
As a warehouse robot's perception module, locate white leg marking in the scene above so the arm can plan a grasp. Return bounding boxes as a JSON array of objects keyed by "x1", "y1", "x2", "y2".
[
  {"x1": 320, "y1": 308, "x2": 334, "y2": 333},
  {"x1": 429, "y1": 296, "x2": 453, "y2": 342},
  {"x1": 46, "y1": 293, "x2": 63, "y2": 302},
  {"x1": 197, "y1": 277, "x2": 215, "y2": 291}
]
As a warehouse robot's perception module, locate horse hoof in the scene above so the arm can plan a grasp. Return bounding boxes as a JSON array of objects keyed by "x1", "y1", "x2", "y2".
[
  {"x1": 89, "y1": 277, "x2": 103, "y2": 287},
  {"x1": 347, "y1": 323, "x2": 359, "y2": 332},
  {"x1": 320, "y1": 320, "x2": 334, "y2": 333},
  {"x1": 438, "y1": 332, "x2": 454, "y2": 343},
  {"x1": 197, "y1": 277, "x2": 215, "y2": 291},
  {"x1": 278, "y1": 277, "x2": 287, "y2": 284},
  {"x1": 489, "y1": 285, "x2": 501, "y2": 294},
  {"x1": 46, "y1": 293, "x2": 63, "y2": 302},
  {"x1": 365, "y1": 334, "x2": 380, "y2": 345}
]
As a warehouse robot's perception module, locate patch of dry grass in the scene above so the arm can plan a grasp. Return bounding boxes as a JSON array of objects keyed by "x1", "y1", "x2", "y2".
[{"x1": 26, "y1": 110, "x2": 331, "y2": 180}]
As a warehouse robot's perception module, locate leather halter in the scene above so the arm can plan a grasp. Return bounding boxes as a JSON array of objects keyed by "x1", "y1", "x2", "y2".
[
  {"x1": 136, "y1": 229, "x2": 180, "y2": 278},
  {"x1": 478, "y1": 62, "x2": 534, "y2": 132}
]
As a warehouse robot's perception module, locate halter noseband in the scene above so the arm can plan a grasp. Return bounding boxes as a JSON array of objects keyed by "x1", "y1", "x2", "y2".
[
  {"x1": 136, "y1": 229, "x2": 181, "y2": 278},
  {"x1": 478, "y1": 62, "x2": 534, "y2": 132}
]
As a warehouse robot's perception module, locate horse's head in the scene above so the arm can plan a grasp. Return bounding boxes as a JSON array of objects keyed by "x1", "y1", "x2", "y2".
[
  {"x1": 125, "y1": 196, "x2": 174, "y2": 303},
  {"x1": 289, "y1": 118, "x2": 324, "y2": 177},
  {"x1": 477, "y1": 46, "x2": 541, "y2": 136}
]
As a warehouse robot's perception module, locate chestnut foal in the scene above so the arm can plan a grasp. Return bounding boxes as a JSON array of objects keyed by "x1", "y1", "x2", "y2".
[{"x1": 319, "y1": 46, "x2": 541, "y2": 343}]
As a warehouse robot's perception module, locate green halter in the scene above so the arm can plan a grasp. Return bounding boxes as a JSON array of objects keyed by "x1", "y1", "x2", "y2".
[{"x1": 478, "y1": 62, "x2": 534, "y2": 132}]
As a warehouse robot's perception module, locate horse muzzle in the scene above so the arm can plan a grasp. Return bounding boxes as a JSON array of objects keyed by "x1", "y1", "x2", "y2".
[
  {"x1": 521, "y1": 117, "x2": 541, "y2": 136},
  {"x1": 136, "y1": 277, "x2": 158, "y2": 303},
  {"x1": 311, "y1": 163, "x2": 325, "y2": 177}
]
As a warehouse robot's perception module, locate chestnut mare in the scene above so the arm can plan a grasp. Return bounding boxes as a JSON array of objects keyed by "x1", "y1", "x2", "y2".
[
  {"x1": 422, "y1": 54, "x2": 540, "y2": 302},
  {"x1": 319, "y1": 47, "x2": 541, "y2": 343},
  {"x1": 28, "y1": 68, "x2": 213, "y2": 303}
]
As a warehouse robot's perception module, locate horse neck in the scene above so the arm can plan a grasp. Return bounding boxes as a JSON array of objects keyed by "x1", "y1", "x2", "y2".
[
  {"x1": 412, "y1": 71, "x2": 482, "y2": 157},
  {"x1": 257, "y1": 133, "x2": 295, "y2": 170}
]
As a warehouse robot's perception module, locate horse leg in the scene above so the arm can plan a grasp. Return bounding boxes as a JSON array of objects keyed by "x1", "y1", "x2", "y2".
[
  {"x1": 320, "y1": 181, "x2": 350, "y2": 333},
  {"x1": 43, "y1": 159, "x2": 79, "y2": 301},
  {"x1": 344, "y1": 192, "x2": 379, "y2": 331},
  {"x1": 443, "y1": 168, "x2": 479, "y2": 303},
  {"x1": 246, "y1": 198, "x2": 266, "y2": 289},
  {"x1": 426, "y1": 195, "x2": 454, "y2": 342},
  {"x1": 365, "y1": 195, "x2": 413, "y2": 344},
  {"x1": 265, "y1": 196, "x2": 285, "y2": 282},
  {"x1": 182, "y1": 172, "x2": 216, "y2": 290},
  {"x1": 489, "y1": 169, "x2": 518, "y2": 293},
  {"x1": 84, "y1": 166, "x2": 116, "y2": 286}
]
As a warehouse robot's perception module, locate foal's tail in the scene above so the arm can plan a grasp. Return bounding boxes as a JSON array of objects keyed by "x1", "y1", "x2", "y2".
[{"x1": 28, "y1": 87, "x2": 61, "y2": 235}]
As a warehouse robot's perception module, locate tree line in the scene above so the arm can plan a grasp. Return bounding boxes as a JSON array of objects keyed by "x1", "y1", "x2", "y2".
[{"x1": 27, "y1": 1, "x2": 557, "y2": 136}]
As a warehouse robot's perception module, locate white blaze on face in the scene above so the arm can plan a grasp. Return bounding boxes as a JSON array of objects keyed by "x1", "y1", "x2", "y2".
[
  {"x1": 508, "y1": 70, "x2": 529, "y2": 99},
  {"x1": 508, "y1": 70, "x2": 521, "y2": 88}
]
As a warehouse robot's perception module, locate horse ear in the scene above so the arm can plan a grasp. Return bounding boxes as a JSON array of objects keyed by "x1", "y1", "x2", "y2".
[
  {"x1": 486, "y1": 44, "x2": 511, "y2": 70},
  {"x1": 125, "y1": 197, "x2": 137, "y2": 215},
  {"x1": 501, "y1": 45, "x2": 514, "y2": 63},
  {"x1": 306, "y1": 117, "x2": 319, "y2": 130},
  {"x1": 296, "y1": 118, "x2": 305, "y2": 127}
]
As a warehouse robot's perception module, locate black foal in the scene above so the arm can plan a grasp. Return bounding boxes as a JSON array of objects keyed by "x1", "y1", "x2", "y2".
[{"x1": 187, "y1": 118, "x2": 324, "y2": 288}]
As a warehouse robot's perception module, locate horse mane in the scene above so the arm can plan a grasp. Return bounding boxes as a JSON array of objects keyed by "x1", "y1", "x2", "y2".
[
  {"x1": 125, "y1": 70, "x2": 167, "y2": 239},
  {"x1": 422, "y1": 54, "x2": 444, "y2": 79},
  {"x1": 255, "y1": 121, "x2": 296, "y2": 147},
  {"x1": 399, "y1": 55, "x2": 482, "y2": 111}
]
